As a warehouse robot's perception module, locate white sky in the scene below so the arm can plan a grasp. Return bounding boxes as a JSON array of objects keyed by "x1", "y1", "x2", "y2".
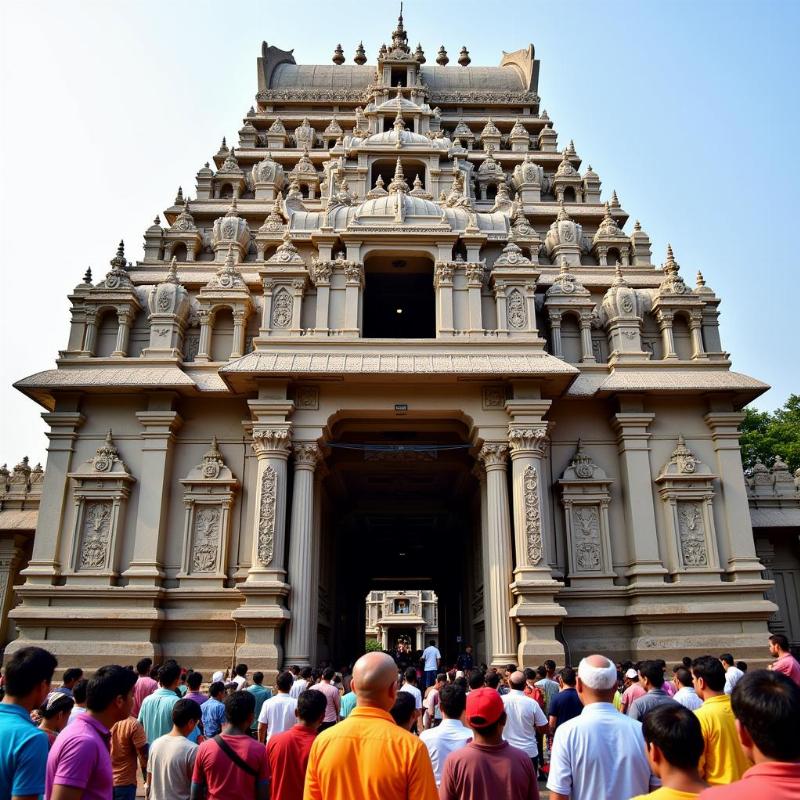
[{"x1": 1, "y1": 0, "x2": 797, "y2": 466}]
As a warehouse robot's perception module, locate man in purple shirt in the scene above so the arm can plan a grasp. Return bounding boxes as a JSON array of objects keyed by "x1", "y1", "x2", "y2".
[
  {"x1": 46, "y1": 665, "x2": 137, "y2": 800},
  {"x1": 183, "y1": 672, "x2": 208, "y2": 707}
]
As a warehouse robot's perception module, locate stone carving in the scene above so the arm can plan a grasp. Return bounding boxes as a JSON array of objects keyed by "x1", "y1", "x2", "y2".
[
  {"x1": 271, "y1": 288, "x2": 292, "y2": 328},
  {"x1": 92, "y1": 431, "x2": 123, "y2": 472},
  {"x1": 668, "y1": 436, "x2": 700, "y2": 474},
  {"x1": 481, "y1": 385, "x2": 506, "y2": 410},
  {"x1": 478, "y1": 443, "x2": 508, "y2": 467},
  {"x1": 80, "y1": 501, "x2": 112, "y2": 569},
  {"x1": 251, "y1": 428, "x2": 291, "y2": 455},
  {"x1": 507, "y1": 289, "x2": 527, "y2": 329},
  {"x1": 573, "y1": 506, "x2": 601, "y2": 571},
  {"x1": 677, "y1": 501, "x2": 708, "y2": 567},
  {"x1": 192, "y1": 507, "x2": 220, "y2": 572},
  {"x1": 523, "y1": 465, "x2": 543, "y2": 565},
  {"x1": 295, "y1": 385, "x2": 319, "y2": 410},
  {"x1": 508, "y1": 426, "x2": 549, "y2": 455},
  {"x1": 257, "y1": 465, "x2": 277, "y2": 566}
]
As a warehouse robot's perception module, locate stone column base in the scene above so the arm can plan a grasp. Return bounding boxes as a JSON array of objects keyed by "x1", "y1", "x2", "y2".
[
  {"x1": 232, "y1": 581, "x2": 290, "y2": 681},
  {"x1": 510, "y1": 577, "x2": 567, "y2": 666}
]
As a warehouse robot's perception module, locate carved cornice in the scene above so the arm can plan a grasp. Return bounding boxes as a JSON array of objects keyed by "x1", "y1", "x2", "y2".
[
  {"x1": 508, "y1": 425, "x2": 550, "y2": 456},
  {"x1": 257, "y1": 88, "x2": 368, "y2": 102},
  {"x1": 251, "y1": 427, "x2": 292, "y2": 457}
]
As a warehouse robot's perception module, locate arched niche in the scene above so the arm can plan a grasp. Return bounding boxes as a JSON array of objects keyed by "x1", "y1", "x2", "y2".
[
  {"x1": 94, "y1": 310, "x2": 119, "y2": 357},
  {"x1": 210, "y1": 307, "x2": 234, "y2": 361}
]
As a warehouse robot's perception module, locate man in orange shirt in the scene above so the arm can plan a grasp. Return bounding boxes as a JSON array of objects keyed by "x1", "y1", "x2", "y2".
[{"x1": 303, "y1": 651, "x2": 438, "y2": 800}]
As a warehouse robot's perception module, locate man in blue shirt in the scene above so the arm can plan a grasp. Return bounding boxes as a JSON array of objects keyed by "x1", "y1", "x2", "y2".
[
  {"x1": 201, "y1": 681, "x2": 227, "y2": 738},
  {"x1": 246, "y1": 672, "x2": 272, "y2": 736},
  {"x1": 548, "y1": 666, "x2": 584, "y2": 733},
  {"x1": 138, "y1": 661, "x2": 199, "y2": 744},
  {"x1": 0, "y1": 645, "x2": 58, "y2": 799}
]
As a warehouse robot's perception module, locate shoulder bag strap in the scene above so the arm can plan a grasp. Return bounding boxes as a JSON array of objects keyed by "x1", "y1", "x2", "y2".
[{"x1": 212, "y1": 734, "x2": 258, "y2": 778}]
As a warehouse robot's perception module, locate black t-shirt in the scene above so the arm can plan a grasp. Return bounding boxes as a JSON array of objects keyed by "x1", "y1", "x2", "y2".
[
  {"x1": 456, "y1": 653, "x2": 474, "y2": 671},
  {"x1": 548, "y1": 687, "x2": 583, "y2": 729}
]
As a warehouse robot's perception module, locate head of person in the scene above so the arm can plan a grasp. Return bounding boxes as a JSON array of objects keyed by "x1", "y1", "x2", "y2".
[
  {"x1": 224, "y1": 690, "x2": 255, "y2": 731},
  {"x1": 641, "y1": 703, "x2": 704, "y2": 778},
  {"x1": 435, "y1": 672, "x2": 447, "y2": 688},
  {"x1": 681, "y1": 656, "x2": 692, "y2": 669},
  {"x1": 468, "y1": 669, "x2": 485, "y2": 690},
  {"x1": 674, "y1": 667, "x2": 693, "y2": 689},
  {"x1": 505, "y1": 663, "x2": 517, "y2": 677},
  {"x1": 136, "y1": 658, "x2": 153, "y2": 677},
  {"x1": 234, "y1": 663, "x2": 248, "y2": 678},
  {"x1": 736, "y1": 661, "x2": 748, "y2": 673},
  {"x1": 624, "y1": 666, "x2": 639, "y2": 687},
  {"x1": 576, "y1": 655, "x2": 618, "y2": 704},
  {"x1": 465, "y1": 687, "x2": 506, "y2": 742},
  {"x1": 300, "y1": 666, "x2": 312, "y2": 680},
  {"x1": 544, "y1": 659, "x2": 556, "y2": 675},
  {"x1": 273, "y1": 670, "x2": 292, "y2": 693},
  {"x1": 638, "y1": 660, "x2": 665, "y2": 691},
  {"x1": 719, "y1": 653, "x2": 735, "y2": 670},
  {"x1": 429, "y1": 639, "x2": 435, "y2": 647},
  {"x1": 351, "y1": 652, "x2": 399, "y2": 711},
  {"x1": 523, "y1": 667, "x2": 536, "y2": 684},
  {"x1": 731, "y1": 669, "x2": 800, "y2": 763},
  {"x1": 691, "y1": 655, "x2": 726, "y2": 700},
  {"x1": 38, "y1": 691, "x2": 75, "y2": 731},
  {"x1": 769, "y1": 633, "x2": 790, "y2": 658},
  {"x1": 534, "y1": 665, "x2": 545, "y2": 680},
  {"x1": 208, "y1": 680, "x2": 226, "y2": 699},
  {"x1": 73, "y1": 678, "x2": 89, "y2": 706},
  {"x1": 296, "y1": 688, "x2": 327, "y2": 729},
  {"x1": 289, "y1": 664, "x2": 300, "y2": 676},
  {"x1": 508, "y1": 670, "x2": 527, "y2": 691},
  {"x1": 390, "y1": 690, "x2": 417, "y2": 731},
  {"x1": 3, "y1": 646, "x2": 58, "y2": 708},
  {"x1": 465, "y1": 645, "x2": 472, "y2": 654},
  {"x1": 62, "y1": 667, "x2": 83, "y2": 689},
  {"x1": 439, "y1": 683, "x2": 466, "y2": 721},
  {"x1": 559, "y1": 666, "x2": 577, "y2": 688},
  {"x1": 323, "y1": 667, "x2": 336, "y2": 682},
  {"x1": 87, "y1": 665, "x2": 137, "y2": 723},
  {"x1": 172, "y1": 697, "x2": 201, "y2": 736},
  {"x1": 252, "y1": 671, "x2": 264, "y2": 686},
  {"x1": 403, "y1": 666, "x2": 417, "y2": 685},
  {"x1": 484, "y1": 671, "x2": 501, "y2": 690},
  {"x1": 158, "y1": 660, "x2": 181, "y2": 689},
  {"x1": 454, "y1": 676, "x2": 468, "y2": 691},
  {"x1": 187, "y1": 671, "x2": 203, "y2": 692},
  {"x1": 211, "y1": 670, "x2": 224, "y2": 684}
]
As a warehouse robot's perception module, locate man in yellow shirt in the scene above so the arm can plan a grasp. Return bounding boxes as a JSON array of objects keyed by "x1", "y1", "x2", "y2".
[
  {"x1": 691, "y1": 656, "x2": 751, "y2": 785},
  {"x1": 303, "y1": 651, "x2": 438, "y2": 800}
]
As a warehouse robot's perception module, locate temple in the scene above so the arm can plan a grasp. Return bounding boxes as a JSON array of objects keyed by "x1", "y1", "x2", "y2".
[{"x1": 2, "y1": 11, "x2": 794, "y2": 672}]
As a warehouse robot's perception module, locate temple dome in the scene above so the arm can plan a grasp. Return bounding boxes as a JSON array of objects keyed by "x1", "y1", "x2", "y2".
[
  {"x1": 356, "y1": 193, "x2": 442, "y2": 219},
  {"x1": 360, "y1": 128, "x2": 444, "y2": 148}
]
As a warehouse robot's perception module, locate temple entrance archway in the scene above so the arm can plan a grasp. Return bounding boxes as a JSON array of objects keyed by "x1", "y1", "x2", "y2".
[{"x1": 314, "y1": 416, "x2": 484, "y2": 669}]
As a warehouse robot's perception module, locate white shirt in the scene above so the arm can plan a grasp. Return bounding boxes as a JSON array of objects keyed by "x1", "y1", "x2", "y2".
[
  {"x1": 547, "y1": 702, "x2": 656, "y2": 800},
  {"x1": 422, "y1": 646, "x2": 441, "y2": 671},
  {"x1": 419, "y1": 718, "x2": 473, "y2": 786},
  {"x1": 501, "y1": 689, "x2": 548, "y2": 758},
  {"x1": 66, "y1": 706, "x2": 87, "y2": 725},
  {"x1": 257, "y1": 693, "x2": 297, "y2": 740},
  {"x1": 673, "y1": 686, "x2": 703, "y2": 710},
  {"x1": 724, "y1": 666, "x2": 744, "y2": 695},
  {"x1": 232, "y1": 675, "x2": 247, "y2": 689},
  {"x1": 289, "y1": 677, "x2": 308, "y2": 699},
  {"x1": 398, "y1": 683, "x2": 423, "y2": 709},
  {"x1": 147, "y1": 734, "x2": 197, "y2": 800}
]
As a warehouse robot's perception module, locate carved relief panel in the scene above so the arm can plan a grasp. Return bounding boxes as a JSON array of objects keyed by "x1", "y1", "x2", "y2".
[
  {"x1": 655, "y1": 437, "x2": 721, "y2": 581},
  {"x1": 179, "y1": 438, "x2": 239, "y2": 587},
  {"x1": 558, "y1": 442, "x2": 615, "y2": 587},
  {"x1": 67, "y1": 432, "x2": 135, "y2": 584}
]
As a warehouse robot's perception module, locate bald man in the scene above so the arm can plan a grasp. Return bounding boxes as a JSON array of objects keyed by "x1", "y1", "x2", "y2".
[
  {"x1": 303, "y1": 652, "x2": 437, "y2": 800},
  {"x1": 547, "y1": 655, "x2": 656, "y2": 800}
]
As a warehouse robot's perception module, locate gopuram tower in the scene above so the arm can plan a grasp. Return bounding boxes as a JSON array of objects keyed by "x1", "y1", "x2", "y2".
[{"x1": 6, "y1": 11, "x2": 774, "y2": 673}]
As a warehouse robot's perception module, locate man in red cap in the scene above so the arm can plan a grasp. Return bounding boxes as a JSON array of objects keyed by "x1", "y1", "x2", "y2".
[{"x1": 438, "y1": 687, "x2": 539, "y2": 800}]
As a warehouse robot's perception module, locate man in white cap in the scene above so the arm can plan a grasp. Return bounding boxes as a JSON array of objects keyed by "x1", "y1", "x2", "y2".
[
  {"x1": 547, "y1": 654, "x2": 657, "y2": 800},
  {"x1": 620, "y1": 666, "x2": 646, "y2": 714}
]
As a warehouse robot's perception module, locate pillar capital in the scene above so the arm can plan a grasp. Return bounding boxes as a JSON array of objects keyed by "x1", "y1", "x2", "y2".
[
  {"x1": 508, "y1": 424, "x2": 551, "y2": 456},
  {"x1": 478, "y1": 443, "x2": 508, "y2": 469},
  {"x1": 293, "y1": 442, "x2": 320, "y2": 469},
  {"x1": 252, "y1": 427, "x2": 292, "y2": 458}
]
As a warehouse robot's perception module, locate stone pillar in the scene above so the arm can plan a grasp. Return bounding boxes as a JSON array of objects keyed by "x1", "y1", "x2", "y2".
[
  {"x1": 689, "y1": 313, "x2": 706, "y2": 359},
  {"x1": 112, "y1": 309, "x2": 133, "y2": 357},
  {"x1": 343, "y1": 263, "x2": 363, "y2": 335},
  {"x1": 233, "y1": 398, "x2": 294, "y2": 672},
  {"x1": 548, "y1": 311, "x2": 563, "y2": 358},
  {"x1": 82, "y1": 311, "x2": 98, "y2": 355},
  {"x1": 311, "y1": 264, "x2": 331, "y2": 333},
  {"x1": 123, "y1": 398, "x2": 182, "y2": 587},
  {"x1": 284, "y1": 442, "x2": 319, "y2": 667},
  {"x1": 466, "y1": 264, "x2": 484, "y2": 334},
  {"x1": 434, "y1": 263, "x2": 454, "y2": 335},
  {"x1": 0, "y1": 536, "x2": 25, "y2": 646},
  {"x1": 232, "y1": 310, "x2": 247, "y2": 358},
  {"x1": 474, "y1": 463, "x2": 494, "y2": 668},
  {"x1": 657, "y1": 312, "x2": 677, "y2": 359},
  {"x1": 261, "y1": 280, "x2": 275, "y2": 334},
  {"x1": 22, "y1": 408, "x2": 85, "y2": 584},
  {"x1": 196, "y1": 310, "x2": 211, "y2": 361},
  {"x1": 290, "y1": 279, "x2": 305, "y2": 335},
  {"x1": 704, "y1": 411, "x2": 766, "y2": 580},
  {"x1": 478, "y1": 443, "x2": 517, "y2": 665},
  {"x1": 579, "y1": 312, "x2": 595, "y2": 362},
  {"x1": 611, "y1": 410, "x2": 668, "y2": 584},
  {"x1": 494, "y1": 281, "x2": 508, "y2": 333}
]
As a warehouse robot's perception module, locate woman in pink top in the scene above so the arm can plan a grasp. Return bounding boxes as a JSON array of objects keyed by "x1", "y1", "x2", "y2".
[
  {"x1": 131, "y1": 658, "x2": 159, "y2": 717},
  {"x1": 316, "y1": 668, "x2": 341, "y2": 731}
]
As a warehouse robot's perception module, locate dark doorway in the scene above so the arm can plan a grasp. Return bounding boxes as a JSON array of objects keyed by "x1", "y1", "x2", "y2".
[{"x1": 363, "y1": 254, "x2": 435, "y2": 338}]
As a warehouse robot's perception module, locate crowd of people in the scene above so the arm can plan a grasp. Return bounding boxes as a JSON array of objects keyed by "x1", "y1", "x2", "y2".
[{"x1": 0, "y1": 633, "x2": 798, "y2": 799}]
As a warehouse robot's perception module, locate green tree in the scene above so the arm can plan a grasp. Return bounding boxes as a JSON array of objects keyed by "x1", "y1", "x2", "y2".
[
  {"x1": 740, "y1": 394, "x2": 800, "y2": 472},
  {"x1": 364, "y1": 637, "x2": 382, "y2": 652}
]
